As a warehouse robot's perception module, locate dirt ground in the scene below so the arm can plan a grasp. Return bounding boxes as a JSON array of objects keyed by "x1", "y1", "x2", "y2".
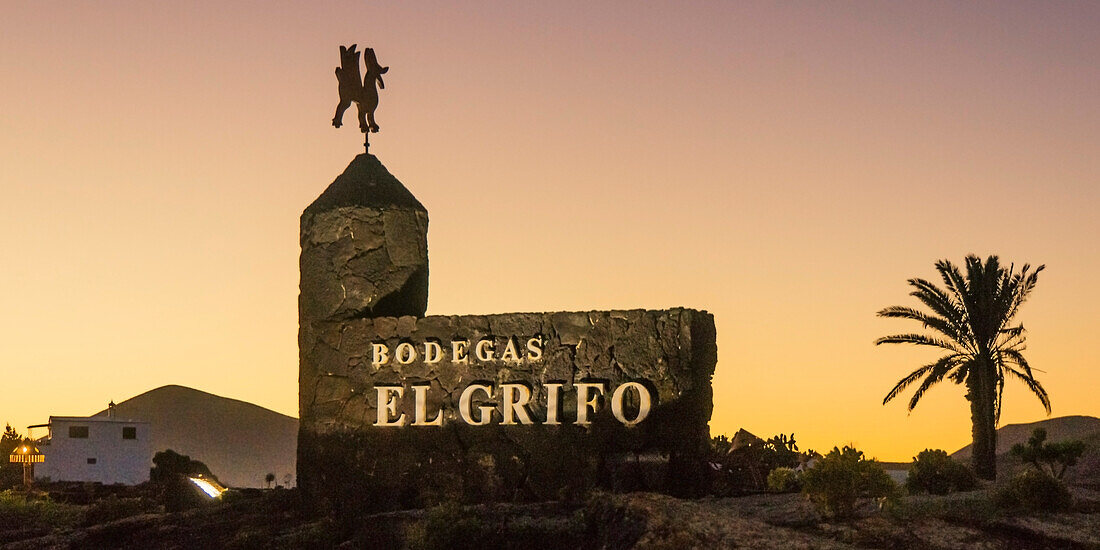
[{"x1": 2, "y1": 486, "x2": 1099, "y2": 549}]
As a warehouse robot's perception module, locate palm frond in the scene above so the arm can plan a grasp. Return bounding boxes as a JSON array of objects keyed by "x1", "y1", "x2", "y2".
[
  {"x1": 949, "y1": 360, "x2": 972, "y2": 383},
  {"x1": 907, "y1": 359, "x2": 956, "y2": 411},
  {"x1": 877, "y1": 306, "x2": 934, "y2": 321},
  {"x1": 937, "y1": 259, "x2": 980, "y2": 339},
  {"x1": 995, "y1": 368, "x2": 1005, "y2": 424},
  {"x1": 883, "y1": 354, "x2": 958, "y2": 405},
  {"x1": 999, "y1": 325, "x2": 1026, "y2": 339},
  {"x1": 1004, "y1": 366, "x2": 1052, "y2": 414},
  {"x1": 1002, "y1": 348, "x2": 1038, "y2": 380},
  {"x1": 878, "y1": 305, "x2": 965, "y2": 344},
  {"x1": 875, "y1": 333, "x2": 962, "y2": 352},
  {"x1": 1005, "y1": 265, "x2": 1044, "y2": 322},
  {"x1": 909, "y1": 278, "x2": 967, "y2": 327}
]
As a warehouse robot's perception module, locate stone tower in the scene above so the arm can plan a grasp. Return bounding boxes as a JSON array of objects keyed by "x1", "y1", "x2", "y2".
[
  {"x1": 299, "y1": 153, "x2": 428, "y2": 322},
  {"x1": 297, "y1": 152, "x2": 428, "y2": 459}
]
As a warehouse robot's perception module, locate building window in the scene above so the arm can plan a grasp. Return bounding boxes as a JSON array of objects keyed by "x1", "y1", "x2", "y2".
[
  {"x1": 122, "y1": 427, "x2": 137, "y2": 440},
  {"x1": 87, "y1": 458, "x2": 97, "y2": 465},
  {"x1": 68, "y1": 426, "x2": 89, "y2": 438}
]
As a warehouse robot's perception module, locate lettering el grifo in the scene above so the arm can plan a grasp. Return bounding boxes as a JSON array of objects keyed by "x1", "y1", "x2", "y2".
[{"x1": 373, "y1": 381, "x2": 652, "y2": 428}]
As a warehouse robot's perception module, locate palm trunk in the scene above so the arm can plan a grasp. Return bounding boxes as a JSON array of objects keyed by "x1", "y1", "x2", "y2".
[{"x1": 968, "y1": 364, "x2": 998, "y2": 480}]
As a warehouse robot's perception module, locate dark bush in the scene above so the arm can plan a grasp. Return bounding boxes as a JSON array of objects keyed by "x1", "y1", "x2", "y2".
[
  {"x1": 0, "y1": 425, "x2": 30, "y2": 490},
  {"x1": 82, "y1": 494, "x2": 155, "y2": 526},
  {"x1": 905, "y1": 449, "x2": 979, "y2": 495},
  {"x1": 1011, "y1": 428, "x2": 1087, "y2": 480},
  {"x1": 766, "y1": 467, "x2": 801, "y2": 493},
  {"x1": 994, "y1": 470, "x2": 1072, "y2": 512},
  {"x1": 0, "y1": 490, "x2": 81, "y2": 531},
  {"x1": 711, "y1": 433, "x2": 811, "y2": 494},
  {"x1": 801, "y1": 446, "x2": 899, "y2": 519},
  {"x1": 150, "y1": 449, "x2": 217, "y2": 483},
  {"x1": 407, "y1": 501, "x2": 585, "y2": 550},
  {"x1": 408, "y1": 501, "x2": 497, "y2": 550}
]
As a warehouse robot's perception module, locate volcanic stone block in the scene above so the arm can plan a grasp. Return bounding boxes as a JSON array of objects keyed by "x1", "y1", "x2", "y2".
[
  {"x1": 298, "y1": 308, "x2": 717, "y2": 516},
  {"x1": 300, "y1": 154, "x2": 428, "y2": 321}
]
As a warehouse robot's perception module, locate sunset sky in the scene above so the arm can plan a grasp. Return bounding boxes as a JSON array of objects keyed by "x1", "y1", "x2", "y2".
[{"x1": 2, "y1": 2, "x2": 1098, "y2": 461}]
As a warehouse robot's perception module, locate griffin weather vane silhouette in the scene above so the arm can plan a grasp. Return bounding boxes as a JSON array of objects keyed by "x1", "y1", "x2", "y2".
[{"x1": 332, "y1": 44, "x2": 389, "y2": 153}]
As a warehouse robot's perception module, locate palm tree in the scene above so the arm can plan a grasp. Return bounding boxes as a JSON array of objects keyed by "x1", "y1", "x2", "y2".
[{"x1": 876, "y1": 255, "x2": 1049, "y2": 480}]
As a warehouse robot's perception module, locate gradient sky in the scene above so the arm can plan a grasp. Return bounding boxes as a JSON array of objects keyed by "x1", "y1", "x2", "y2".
[{"x1": 2, "y1": 2, "x2": 1098, "y2": 461}]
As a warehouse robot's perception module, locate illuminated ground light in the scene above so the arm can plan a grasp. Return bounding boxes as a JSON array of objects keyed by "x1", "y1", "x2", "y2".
[{"x1": 189, "y1": 476, "x2": 227, "y2": 499}]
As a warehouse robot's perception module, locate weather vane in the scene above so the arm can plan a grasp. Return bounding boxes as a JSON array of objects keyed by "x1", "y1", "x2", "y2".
[{"x1": 332, "y1": 44, "x2": 389, "y2": 153}]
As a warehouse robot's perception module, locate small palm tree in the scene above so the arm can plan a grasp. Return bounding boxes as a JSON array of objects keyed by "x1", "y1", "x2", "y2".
[{"x1": 876, "y1": 254, "x2": 1049, "y2": 480}]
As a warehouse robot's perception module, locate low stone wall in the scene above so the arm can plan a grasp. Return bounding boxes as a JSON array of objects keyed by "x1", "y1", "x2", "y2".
[{"x1": 298, "y1": 308, "x2": 716, "y2": 515}]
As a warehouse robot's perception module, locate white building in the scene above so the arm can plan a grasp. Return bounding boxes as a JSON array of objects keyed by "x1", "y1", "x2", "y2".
[{"x1": 35, "y1": 415, "x2": 152, "y2": 485}]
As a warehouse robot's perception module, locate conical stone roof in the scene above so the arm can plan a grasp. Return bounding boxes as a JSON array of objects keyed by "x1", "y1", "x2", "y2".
[{"x1": 303, "y1": 154, "x2": 425, "y2": 216}]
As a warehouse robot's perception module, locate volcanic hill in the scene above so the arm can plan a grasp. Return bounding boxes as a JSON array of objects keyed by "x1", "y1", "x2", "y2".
[
  {"x1": 950, "y1": 415, "x2": 1100, "y2": 486},
  {"x1": 93, "y1": 385, "x2": 297, "y2": 488}
]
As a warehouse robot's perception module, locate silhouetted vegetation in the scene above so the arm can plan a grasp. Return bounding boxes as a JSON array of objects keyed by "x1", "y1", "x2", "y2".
[
  {"x1": 994, "y1": 469, "x2": 1072, "y2": 512},
  {"x1": 1011, "y1": 428, "x2": 1086, "y2": 480},
  {"x1": 709, "y1": 434, "x2": 731, "y2": 456},
  {"x1": 2, "y1": 478, "x2": 1099, "y2": 547},
  {"x1": 401, "y1": 500, "x2": 586, "y2": 550},
  {"x1": 877, "y1": 254, "x2": 1048, "y2": 480},
  {"x1": 801, "y1": 446, "x2": 899, "y2": 519},
  {"x1": 0, "y1": 425, "x2": 28, "y2": 490},
  {"x1": 905, "y1": 449, "x2": 979, "y2": 495},
  {"x1": 81, "y1": 494, "x2": 156, "y2": 526},
  {"x1": 0, "y1": 490, "x2": 81, "y2": 532},
  {"x1": 149, "y1": 449, "x2": 221, "y2": 512},
  {"x1": 765, "y1": 467, "x2": 801, "y2": 493},
  {"x1": 709, "y1": 432, "x2": 815, "y2": 495},
  {"x1": 987, "y1": 427, "x2": 1085, "y2": 513},
  {"x1": 149, "y1": 449, "x2": 216, "y2": 482}
]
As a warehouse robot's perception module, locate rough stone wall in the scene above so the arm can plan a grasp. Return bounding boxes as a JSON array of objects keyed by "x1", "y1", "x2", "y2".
[
  {"x1": 298, "y1": 308, "x2": 716, "y2": 516},
  {"x1": 299, "y1": 153, "x2": 428, "y2": 322},
  {"x1": 299, "y1": 207, "x2": 428, "y2": 320}
]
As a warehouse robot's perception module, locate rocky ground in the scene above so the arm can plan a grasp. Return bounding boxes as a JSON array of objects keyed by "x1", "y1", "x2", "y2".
[
  {"x1": 2, "y1": 486, "x2": 1099, "y2": 549},
  {"x1": 587, "y1": 489, "x2": 1100, "y2": 549}
]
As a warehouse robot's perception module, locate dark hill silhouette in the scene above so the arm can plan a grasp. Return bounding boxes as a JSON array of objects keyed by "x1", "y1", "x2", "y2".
[
  {"x1": 93, "y1": 385, "x2": 297, "y2": 488},
  {"x1": 951, "y1": 415, "x2": 1100, "y2": 486}
]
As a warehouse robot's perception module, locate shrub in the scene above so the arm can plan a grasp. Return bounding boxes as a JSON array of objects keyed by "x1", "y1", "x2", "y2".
[
  {"x1": 0, "y1": 425, "x2": 30, "y2": 490},
  {"x1": 150, "y1": 449, "x2": 217, "y2": 483},
  {"x1": 82, "y1": 494, "x2": 154, "y2": 526},
  {"x1": 408, "y1": 501, "x2": 490, "y2": 550},
  {"x1": 905, "y1": 449, "x2": 979, "y2": 495},
  {"x1": 1011, "y1": 428, "x2": 1087, "y2": 480},
  {"x1": 766, "y1": 467, "x2": 801, "y2": 493},
  {"x1": 0, "y1": 490, "x2": 81, "y2": 531},
  {"x1": 710, "y1": 435, "x2": 731, "y2": 456},
  {"x1": 801, "y1": 446, "x2": 899, "y2": 519},
  {"x1": 993, "y1": 469, "x2": 1072, "y2": 512},
  {"x1": 712, "y1": 432, "x2": 812, "y2": 494}
]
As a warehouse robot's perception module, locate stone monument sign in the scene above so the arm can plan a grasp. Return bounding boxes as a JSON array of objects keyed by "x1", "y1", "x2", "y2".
[{"x1": 298, "y1": 45, "x2": 717, "y2": 516}]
